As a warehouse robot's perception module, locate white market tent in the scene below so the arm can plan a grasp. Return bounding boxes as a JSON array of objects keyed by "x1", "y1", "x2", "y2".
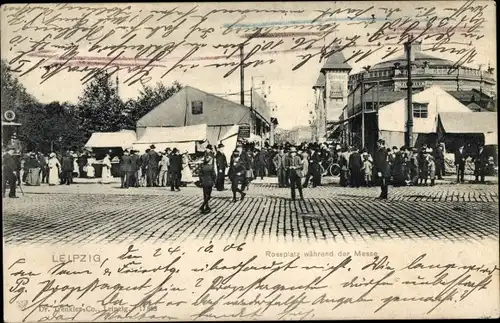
[
  {"x1": 132, "y1": 124, "x2": 208, "y2": 153},
  {"x1": 378, "y1": 85, "x2": 472, "y2": 133},
  {"x1": 84, "y1": 130, "x2": 137, "y2": 149},
  {"x1": 439, "y1": 112, "x2": 498, "y2": 145}
]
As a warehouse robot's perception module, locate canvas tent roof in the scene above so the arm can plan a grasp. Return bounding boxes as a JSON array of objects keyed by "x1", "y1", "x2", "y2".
[
  {"x1": 135, "y1": 124, "x2": 207, "y2": 143},
  {"x1": 133, "y1": 124, "x2": 208, "y2": 154},
  {"x1": 85, "y1": 131, "x2": 137, "y2": 149},
  {"x1": 439, "y1": 112, "x2": 497, "y2": 134},
  {"x1": 378, "y1": 85, "x2": 472, "y2": 133}
]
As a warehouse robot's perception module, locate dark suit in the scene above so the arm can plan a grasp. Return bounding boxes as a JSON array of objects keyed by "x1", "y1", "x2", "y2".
[
  {"x1": 215, "y1": 151, "x2": 228, "y2": 190},
  {"x1": 473, "y1": 148, "x2": 488, "y2": 182},
  {"x1": 169, "y1": 154, "x2": 182, "y2": 190},
  {"x1": 2, "y1": 153, "x2": 18, "y2": 197},
  {"x1": 129, "y1": 154, "x2": 140, "y2": 187},
  {"x1": 199, "y1": 163, "x2": 216, "y2": 211},
  {"x1": 433, "y1": 147, "x2": 445, "y2": 179},
  {"x1": 120, "y1": 155, "x2": 132, "y2": 188},
  {"x1": 374, "y1": 147, "x2": 389, "y2": 198},
  {"x1": 230, "y1": 151, "x2": 250, "y2": 190},
  {"x1": 348, "y1": 152, "x2": 363, "y2": 188},
  {"x1": 147, "y1": 150, "x2": 160, "y2": 187},
  {"x1": 228, "y1": 161, "x2": 246, "y2": 200},
  {"x1": 284, "y1": 154, "x2": 303, "y2": 200},
  {"x1": 304, "y1": 152, "x2": 321, "y2": 188},
  {"x1": 454, "y1": 148, "x2": 467, "y2": 183},
  {"x1": 61, "y1": 156, "x2": 74, "y2": 185}
]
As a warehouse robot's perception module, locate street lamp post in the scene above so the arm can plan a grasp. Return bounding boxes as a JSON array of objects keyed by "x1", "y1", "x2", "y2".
[{"x1": 404, "y1": 41, "x2": 413, "y2": 147}]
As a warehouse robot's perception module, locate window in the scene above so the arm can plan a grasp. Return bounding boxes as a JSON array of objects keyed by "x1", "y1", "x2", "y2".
[
  {"x1": 191, "y1": 100, "x2": 203, "y2": 114},
  {"x1": 413, "y1": 103, "x2": 428, "y2": 118}
]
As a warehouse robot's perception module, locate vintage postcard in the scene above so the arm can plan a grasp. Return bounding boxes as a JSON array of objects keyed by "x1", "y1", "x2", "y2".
[{"x1": 2, "y1": 1, "x2": 499, "y2": 321}]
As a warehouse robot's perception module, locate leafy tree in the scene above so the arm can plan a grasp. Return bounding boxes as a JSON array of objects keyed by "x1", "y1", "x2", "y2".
[
  {"x1": 0, "y1": 59, "x2": 38, "y2": 117},
  {"x1": 75, "y1": 71, "x2": 127, "y2": 140},
  {"x1": 128, "y1": 81, "x2": 183, "y2": 123}
]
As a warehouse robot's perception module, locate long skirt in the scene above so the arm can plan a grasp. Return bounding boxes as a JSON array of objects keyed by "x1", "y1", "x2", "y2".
[
  {"x1": 26, "y1": 167, "x2": 41, "y2": 186},
  {"x1": 101, "y1": 166, "x2": 111, "y2": 184},
  {"x1": 87, "y1": 165, "x2": 95, "y2": 178},
  {"x1": 181, "y1": 166, "x2": 194, "y2": 182},
  {"x1": 48, "y1": 167, "x2": 60, "y2": 185}
]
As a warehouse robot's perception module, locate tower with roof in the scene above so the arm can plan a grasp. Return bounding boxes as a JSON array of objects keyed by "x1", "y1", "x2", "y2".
[{"x1": 320, "y1": 51, "x2": 352, "y2": 134}]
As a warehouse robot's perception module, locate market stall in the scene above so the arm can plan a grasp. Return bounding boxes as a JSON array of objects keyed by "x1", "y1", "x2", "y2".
[{"x1": 84, "y1": 130, "x2": 137, "y2": 177}]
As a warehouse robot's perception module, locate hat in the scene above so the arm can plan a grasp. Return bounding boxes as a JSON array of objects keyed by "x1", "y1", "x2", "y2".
[
  {"x1": 150, "y1": 144, "x2": 156, "y2": 149},
  {"x1": 217, "y1": 143, "x2": 224, "y2": 148},
  {"x1": 172, "y1": 148, "x2": 179, "y2": 153},
  {"x1": 206, "y1": 144, "x2": 213, "y2": 150}
]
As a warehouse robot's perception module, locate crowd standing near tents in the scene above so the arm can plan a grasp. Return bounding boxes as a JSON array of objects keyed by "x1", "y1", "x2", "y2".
[{"x1": 3, "y1": 136, "x2": 496, "y2": 207}]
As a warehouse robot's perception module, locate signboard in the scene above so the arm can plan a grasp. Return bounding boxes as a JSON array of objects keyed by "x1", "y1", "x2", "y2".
[{"x1": 238, "y1": 124, "x2": 251, "y2": 139}]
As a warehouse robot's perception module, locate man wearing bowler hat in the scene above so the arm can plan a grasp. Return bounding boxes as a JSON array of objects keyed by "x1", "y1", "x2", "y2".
[{"x1": 215, "y1": 143, "x2": 228, "y2": 191}]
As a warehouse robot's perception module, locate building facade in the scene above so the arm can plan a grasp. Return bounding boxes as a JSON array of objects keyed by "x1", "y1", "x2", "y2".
[{"x1": 312, "y1": 42, "x2": 496, "y2": 152}]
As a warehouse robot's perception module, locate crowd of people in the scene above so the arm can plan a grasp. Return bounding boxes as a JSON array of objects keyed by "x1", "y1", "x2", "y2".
[{"x1": 2, "y1": 138, "x2": 495, "y2": 203}]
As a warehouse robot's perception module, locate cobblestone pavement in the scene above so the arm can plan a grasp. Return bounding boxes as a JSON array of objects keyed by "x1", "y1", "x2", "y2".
[{"x1": 3, "y1": 180, "x2": 498, "y2": 245}]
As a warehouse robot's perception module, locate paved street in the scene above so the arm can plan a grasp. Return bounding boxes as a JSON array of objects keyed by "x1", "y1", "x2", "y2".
[{"x1": 3, "y1": 177, "x2": 498, "y2": 245}]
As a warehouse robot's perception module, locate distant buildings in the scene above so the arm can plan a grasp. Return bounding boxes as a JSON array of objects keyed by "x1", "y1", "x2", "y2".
[{"x1": 312, "y1": 41, "x2": 497, "y2": 152}]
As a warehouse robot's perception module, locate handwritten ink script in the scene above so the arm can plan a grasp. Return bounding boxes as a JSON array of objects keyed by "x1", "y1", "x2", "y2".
[
  {"x1": 0, "y1": 1, "x2": 492, "y2": 86},
  {"x1": 5, "y1": 242, "x2": 499, "y2": 321}
]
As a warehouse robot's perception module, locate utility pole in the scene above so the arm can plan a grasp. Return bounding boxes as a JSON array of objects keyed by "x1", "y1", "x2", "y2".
[
  {"x1": 240, "y1": 44, "x2": 245, "y2": 106},
  {"x1": 405, "y1": 41, "x2": 413, "y2": 147},
  {"x1": 361, "y1": 73, "x2": 365, "y2": 149}
]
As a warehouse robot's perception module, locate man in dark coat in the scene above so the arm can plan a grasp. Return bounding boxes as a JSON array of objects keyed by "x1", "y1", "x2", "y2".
[
  {"x1": 61, "y1": 152, "x2": 74, "y2": 185},
  {"x1": 147, "y1": 145, "x2": 159, "y2": 187},
  {"x1": 120, "y1": 150, "x2": 132, "y2": 188},
  {"x1": 169, "y1": 148, "x2": 182, "y2": 191},
  {"x1": 215, "y1": 143, "x2": 228, "y2": 191},
  {"x1": 374, "y1": 139, "x2": 390, "y2": 199},
  {"x1": 230, "y1": 143, "x2": 251, "y2": 191},
  {"x1": 433, "y1": 143, "x2": 445, "y2": 180},
  {"x1": 473, "y1": 145, "x2": 488, "y2": 183},
  {"x1": 284, "y1": 147, "x2": 304, "y2": 201},
  {"x1": 198, "y1": 154, "x2": 217, "y2": 213},
  {"x1": 2, "y1": 146, "x2": 18, "y2": 198},
  {"x1": 348, "y1": 147, "x2": 363, "y2": 188},
  {"x1": 129, "y1": 150, "x2": 140, "y2": 187},
  {"x1": 454, "y1": 144, "x2": 467, "y2": 183}
]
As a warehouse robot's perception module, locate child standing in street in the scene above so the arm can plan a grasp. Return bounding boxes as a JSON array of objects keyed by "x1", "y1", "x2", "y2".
[
  {"x1": 428, "y1": 154, "x2": 436, "y2": 186},
  {"x1": 361, "y1": 154, "x2": 373, "y2": 187}
]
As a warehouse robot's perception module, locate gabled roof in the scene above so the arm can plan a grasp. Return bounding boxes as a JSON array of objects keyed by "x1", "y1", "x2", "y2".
[
  {"x1": 320, "y1": 51, "x2": 352, "y2": 72},
  {"x1": 313, "y1": 73, "x2": 325, "y2": 89},
  {"x1": 378, "y1": 85, "x2": 472, "y2": 133}
]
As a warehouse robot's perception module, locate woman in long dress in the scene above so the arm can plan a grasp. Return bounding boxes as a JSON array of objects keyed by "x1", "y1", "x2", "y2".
[
  {"x1": 48, "y1": 153, "x2": 61, "y2": 186},
  {"x1": 26, "y1": 153, "x2": 41, "y2": 186},
  {"x1": 180, "y1": 150, "x2": 194, "y2": 185},
  {"x1": 101, "y1": 154, "x2": 112, "y2": 184}
]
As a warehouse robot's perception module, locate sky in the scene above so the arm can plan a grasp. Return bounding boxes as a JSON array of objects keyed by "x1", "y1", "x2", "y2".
[{"x1": 1, "y1": 1, "x2": 496, "y2": 130}]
